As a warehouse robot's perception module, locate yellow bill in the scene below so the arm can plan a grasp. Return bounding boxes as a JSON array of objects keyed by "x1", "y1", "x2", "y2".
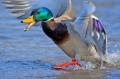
[{"x1": 21, "y1": 15, "x2": 36, "y2": 31}]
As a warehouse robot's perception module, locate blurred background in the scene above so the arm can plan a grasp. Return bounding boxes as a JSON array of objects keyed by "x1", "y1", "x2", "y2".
[{"x1": 0, "y1": 0, "x2": 120, "y2": 79}]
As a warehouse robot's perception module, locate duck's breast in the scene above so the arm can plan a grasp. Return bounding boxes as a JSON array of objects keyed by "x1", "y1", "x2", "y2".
[{"x1": 41, "y1": 22, "x2": 70, "y2": 45}]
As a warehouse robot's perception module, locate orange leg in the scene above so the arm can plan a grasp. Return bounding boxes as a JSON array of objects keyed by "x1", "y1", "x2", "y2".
[{"x1": 53, "y1": 59, "x2": 82, "y2": 69}]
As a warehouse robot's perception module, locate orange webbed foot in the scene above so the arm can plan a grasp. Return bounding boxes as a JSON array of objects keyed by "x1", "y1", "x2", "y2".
[{"x1": 53, "y1": 59, "x2": 82, "y2": 69}]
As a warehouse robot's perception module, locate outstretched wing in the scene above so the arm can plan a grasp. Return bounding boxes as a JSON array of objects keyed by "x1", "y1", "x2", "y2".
[
  {"x1": 2, "y1": 0, "x2": 38, "y2": 18},
  {"x1": 71, "y1": 1, "x2": 108, "y2": 60},
  {"x1": 2, "y1": 0, "x2": 67, "y2": 19},
  {"x1": 84, "y1": 15, "x2": 108, "y2": 60}
]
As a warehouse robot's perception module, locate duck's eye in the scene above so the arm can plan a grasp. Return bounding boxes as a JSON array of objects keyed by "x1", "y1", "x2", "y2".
[{"x1": 37, "y1": 11, "x2": 40, "y2": 14}]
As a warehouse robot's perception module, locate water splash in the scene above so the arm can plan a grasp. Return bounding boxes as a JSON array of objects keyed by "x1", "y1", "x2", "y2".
[
  {"x1": 83, "y1": 62, "x2": 96, "y2": 70},
  {"x1": 72, "y1": 49, "x2": 120, "y2": 70},
  {"x1": 106, "y1": 50, "x2": 120, "y2": 65}
]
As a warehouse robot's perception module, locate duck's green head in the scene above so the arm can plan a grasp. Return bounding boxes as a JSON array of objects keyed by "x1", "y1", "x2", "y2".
[{"x1": 21, "y1": 7, "x2": 53, "y2": 31}]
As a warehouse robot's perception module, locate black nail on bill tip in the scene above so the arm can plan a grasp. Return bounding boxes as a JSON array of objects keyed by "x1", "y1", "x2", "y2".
[{"x1": 21, "y1": 21, "x2": 23, "y2": 23}]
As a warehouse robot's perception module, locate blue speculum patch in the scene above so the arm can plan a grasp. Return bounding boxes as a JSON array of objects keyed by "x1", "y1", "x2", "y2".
[{"x1": 94, "y1": 19, "x2": 104, "y2": 31}]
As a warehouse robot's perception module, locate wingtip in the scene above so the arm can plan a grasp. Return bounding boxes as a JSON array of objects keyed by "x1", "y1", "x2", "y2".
[{"x1": 82, "y1": 1, "x2": 96, "y2": 14}]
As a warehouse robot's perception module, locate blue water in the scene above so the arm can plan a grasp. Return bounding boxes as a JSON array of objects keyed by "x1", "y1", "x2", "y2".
[{"x1": 0, "y1": 0, "x2": 120, "y2": 79}]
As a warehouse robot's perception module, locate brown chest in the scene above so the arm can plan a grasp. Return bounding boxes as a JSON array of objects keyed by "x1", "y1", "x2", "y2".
[{"x1": 41, "y1": 22, "x2": 70, "y2": 45}]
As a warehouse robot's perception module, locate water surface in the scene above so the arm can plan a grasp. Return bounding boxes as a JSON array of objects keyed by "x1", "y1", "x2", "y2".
[{"x1": 0, "y1": 0, "x2": 120, "y2": 79}]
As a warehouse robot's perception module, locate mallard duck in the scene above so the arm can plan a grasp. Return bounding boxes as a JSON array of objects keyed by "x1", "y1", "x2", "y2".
[{"x1": 3, "y1": 0, "x2": 108, "y2": 69}]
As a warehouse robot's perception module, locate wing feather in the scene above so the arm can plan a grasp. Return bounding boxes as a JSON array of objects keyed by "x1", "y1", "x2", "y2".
[
  {"x1": 85, "y1": 16, "x2": 108, "y2": 60},
  {"x1": 2, "y1": 0, "x2": 67, "y2": 19},
  {"x1": 92, "y1": 17, "x2": 107, "y2": 55},
  {"x1": 71, "y1": 1, "x2": 108, "y2": 60},
  {"x1": 2, "y1": 0, "x2": 37, "y2": 18},
  {"x1": 54, "y1": 0, "x2": 75, "y2": 22}
]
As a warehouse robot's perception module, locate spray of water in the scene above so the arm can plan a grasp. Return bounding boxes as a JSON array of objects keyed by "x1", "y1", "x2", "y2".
[{"x1": 72, "y1": 49, "x2": 120, "y2": 70}]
